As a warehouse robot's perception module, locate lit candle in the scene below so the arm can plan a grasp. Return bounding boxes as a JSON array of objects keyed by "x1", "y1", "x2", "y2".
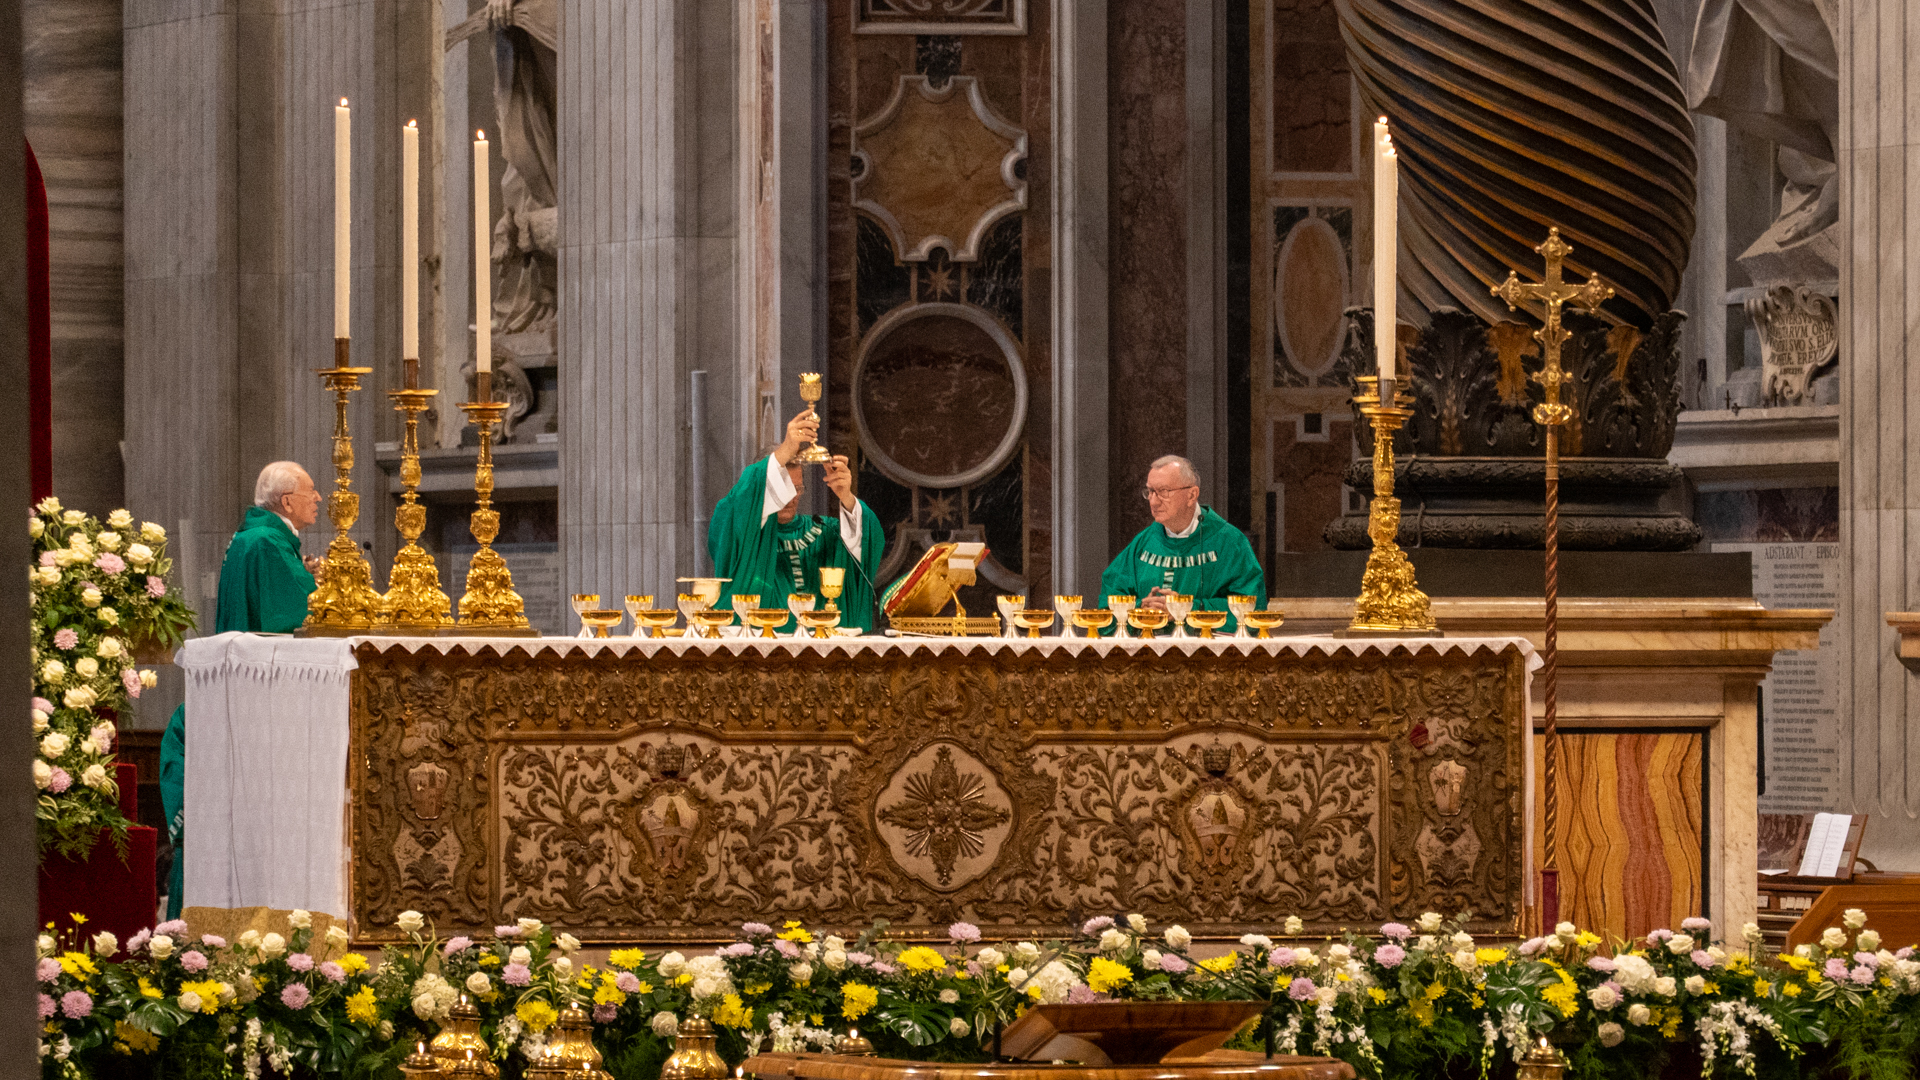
[
  {"x1": 1373, "y1": 117, "x2": 1398, "y2": 381},
  {"x1": 335, "y1": 98, "x2": 351, "y2": 340},
  {"x1": 402, "y1": 120, "x2": 420, "y2": 370},
  {"x1": 473, "y1": 130, "x2": 491, "y2": 376}
]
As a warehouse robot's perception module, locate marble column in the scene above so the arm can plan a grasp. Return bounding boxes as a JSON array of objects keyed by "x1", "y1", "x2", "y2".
[
  {"x1": 557, "y1": 0, "x2": 744, "y2": 602},
  {"x1": 1836, "y1": 0, "x2": 1920, "y2": 866}
]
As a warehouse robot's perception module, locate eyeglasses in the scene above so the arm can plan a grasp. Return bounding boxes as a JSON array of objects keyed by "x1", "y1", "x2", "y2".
[{"x1": 1141, "y1": 484, "x2": 1197, "y2": 503}]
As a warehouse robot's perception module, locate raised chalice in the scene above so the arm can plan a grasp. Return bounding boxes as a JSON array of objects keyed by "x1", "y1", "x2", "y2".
[
  {"x1": 1242, "y1": 610, "x2": 1286, "y2": 638},
  {"x1": 1012, "y1": 609, "x2": 1057, "y2": 639},
  {"x1": 798, "y1": 609, "x2": 842, "y2": 639},
  {"x1": 1108, "y1": 594, "x2": 1137, "y2": 639},
  {"x1": 1164, "y1": 593, "x2": 1195, "y2": 638},
  {"x1": 745, "y1": 607, "x2": 792, "y2": 638},
  {"x1": 1127, "y1": 607, "x2": 1170, "y2": 637},
  {"x1": 1228, "y1": 594, "x2": 1256, "y2": 639},
  {"x1": 1185, "y1": 610, "x2": 1229, "y2": 639},
  {"x1": 1054, "y1": 594, "x2": 1084, "y2": 638},
  {"x1": 1071, "y1": 608, "x2": 1115, "y2": 637},
  {"x1": 794, "y1": 373, "x2": 832, "y2": 465},
  {"x1": 997, "y1": 594, "x2": 1026, "y2": 639},
  {"x1": 818, "y1": 566, "x2": 846, "y2": 613},
  {"x1": 570, "y1": 593, "x2": 599, "y2": 638}
]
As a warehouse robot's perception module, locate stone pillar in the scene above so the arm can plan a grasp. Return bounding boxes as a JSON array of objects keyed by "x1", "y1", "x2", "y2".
[
  {"x1": 1836, "y1": 0, "x2": 1920, "y2": 865},
  {"x1": 557, "y1": 0, "x2": 743, "y2": 602}
]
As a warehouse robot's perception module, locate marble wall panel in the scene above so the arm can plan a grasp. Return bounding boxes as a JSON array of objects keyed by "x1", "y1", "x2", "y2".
[{"x1": 1269, "y1": 0, "x2": 1348, "y2": 174}]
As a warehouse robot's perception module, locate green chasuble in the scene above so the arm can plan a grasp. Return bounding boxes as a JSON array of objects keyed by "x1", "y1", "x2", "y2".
[
  {"x1": 1098, "y1": 506, "x2": 1266, "y2": 630},
  {"x1": 708, "y1": 455, "x2": 886, "y2": 632},
  {"x1": 161, "y1": 504, "x2": 316, "y2": 916}
]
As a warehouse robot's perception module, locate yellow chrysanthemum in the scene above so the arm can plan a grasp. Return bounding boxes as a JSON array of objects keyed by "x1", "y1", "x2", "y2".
[
  {"x1": 841, "y1": 982, "x2": 879, "y2": 1021},
  {"x1": 345, "y1": 986, "x2": 379, "y2": 1026},
  {"x1": 1783, "y1": 983, "x2": 1802, "y2": 998},
  {"x1": 1424, "y1": 982, "x2": 1447, "y2": 1001},
  {"x1": 745, "y1": 981, "x2": 773, "y2": 997},
  {"x1": 777, "y1": 921, "x2": 814, "y2": 944},
  {"x1": 896, "y1": 946, "x2": 949, "y2": 973},
  {"x1": 516, "y1": 998, "x2": 559, "y2": 1032},
  {"x1": 1541, "y1": 973, "x2": 1580, "y2": 1018},
  {"x1": 713, "y1": 994, "x2": 754, "y2": 1029},
  {"x1": 1408, "y1": 998, "x2": 1435, "y2": 1028},
  {"x1": 339, "y1": 953, "x2": 369, "y2": 975},
  {"x1": 594, "y1": 982, "x2": 628, "y2": 1007},
  {"x1": 1474, "y1": 948, "x2": 1509, "y2": 966},
  {"x1": 1575, "y1": 932, "x2": 1602, "y2": 949},
  {"x1": 1368, "y1": 987, "x2": 1389, "y2": 1004},
  {"x1": 479, "y1": 954, "x2": 503, "y2": 968},
  {"x1": 137, "y1": 977, "x2": 162, "y2": 1000},
  {"x1": 1198, "y1": 954, "x2": 1238, "y2": 974},
  {"x1": 115, "y1": 1021, "x2": 160, "y2": 1054},
  {"x1": 60, "y1": 952, "x2": 99, "y2": 976},
  {"x1": 1087, "y1": 957, "x2": 1134, "y2": 994},
  {"x1": 1753, "y1": 980, "x2": 1772, "y2": 997},
  {"x1": 179, "y1": 980, "x2": 225, "y2": 1015},
  {"x1": 609, "y1": 948, "x2": 647, "y2": 968}
]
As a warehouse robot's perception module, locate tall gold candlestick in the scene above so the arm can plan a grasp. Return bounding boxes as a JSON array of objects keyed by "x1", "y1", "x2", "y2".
[
  {"x1": 454, "y1": 372, "x2": 534, "y2": 634},
  {"x1": 302, "y1": 343, "x2": 388, "y2": 634},
  {"x1": 380, "y1": 384, "x2": 453, "y2": 630},
  {"x1": 1343, "y1": 375, "x2": 1438, "y2": 636}
]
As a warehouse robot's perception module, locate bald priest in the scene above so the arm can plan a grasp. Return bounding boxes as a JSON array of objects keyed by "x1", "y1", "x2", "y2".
[{"x1": 1098, "y1": 455, "x2": 1265, "y2": 630}]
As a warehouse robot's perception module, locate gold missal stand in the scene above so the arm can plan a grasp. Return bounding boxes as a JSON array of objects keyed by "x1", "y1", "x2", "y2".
[
  {"x1": 1341, "y1": 375, "x2": 1438, "y2": 637},
  {"x1": 379, "y1": 361, "x2": 454, "y2": 631},
  {"x1": 454, "y1": 372, "x2": 536, "y2": 635},
  {"x1": 302, "y1": 341, "x2": 388, "y2": 635},
  {"x1": 881, "y1": 540, "x2": 1000, "y2": 636}
]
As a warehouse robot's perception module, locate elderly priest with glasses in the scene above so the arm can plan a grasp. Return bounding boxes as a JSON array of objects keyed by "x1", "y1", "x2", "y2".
[{"x1": 1099, "y1": 455, "x2": 1265, "y2": 630}]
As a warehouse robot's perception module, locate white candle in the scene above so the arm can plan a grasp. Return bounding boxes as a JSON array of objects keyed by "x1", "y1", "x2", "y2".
[
  {"x1": 335, "y1": 98, "x2": 351, "y2": 340},
  {"x1": 1373, "y1": 116, "x2": 1397, "y2": 381},
  {"x1": 474, "y1": 130, "x2": 491, "y2": 375},
  {"x1": 402, "y1": 120, "x2": 419, "y2": 363}
]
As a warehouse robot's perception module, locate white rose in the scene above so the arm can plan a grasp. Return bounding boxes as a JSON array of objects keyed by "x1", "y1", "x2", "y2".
[
  {"x1": 288, "y1": 909, "x2": 312, "y2": 930},
  {"x1": 1858, "y1": 930, "x2": 1882, "y2": 952},
  {"x1": 140, "y1": 670, "x2": 157, "y2": 689},
  {"x1": 553, "y1": 956, "x2": 572, "y2": 979},
  {"x1": 517, "y1": 917, "x2": 543, "y2": 935},
  {"x1": 824, "y1": 935, "x2": 847, "y2": 952},
  {"x1": 1589, "y1": 984, "x2": 1620, "y2": 1010},
  {"x1": 1127, "y1": 913, "x2": 1147, "y2": 933},
  {"x1": 33, "y1": 760, "x2": 51, "y2": 789},
  {"x1": 1555, "y1": 921, "x2": 1578, "y2": 940},
  {"x1": 395, "y1": 910, "x2": 425, "y2": 934},
  {"x1": 1007, "y1": 967, "x2": 1030, "y2": 986},
  {"x1": 125, "y1": 543, "x2": 153, "y2": 567},
  {"x1": 1794, "y1": 944, "x2": 1814, "y2": 959},
  {"x1": 1844, "y1": 908, "x2": 1868, "y2": 930},
  {"x1": 31, "y1": 709, "x2": 48, "y2": 734},
  {"x1": 823, "y1": 949, "x2": 847, "y2": 972},
  {"x1": 39, "y1": 733, "x2": 70, "y2": 758},
  {"x1": 1142, "y1": 948, "x2": 1163, "y2": 970},
  {"x1": 976, "y1": 947, "x2": 1003, "y2": 970},
  {"x1": 74, "y1": 657, "x2": 98, "y2": 679},
  {"x1": 238, "y1": 930, "x2": 262, "y2": 950},
  {"x1": 37, "y1": 933, "x2": 54, "y2": 956},
  {"x1": 804, "y1": 941, "x2": 819, "y2": 961},
  {"x1": 94, "y1": 638, "x2": 119, "y2": 659},
  {"x1": 178, "y1": 991, "x2": 203, "y2": 1013},
  {"x1": 557, "y1": 933, "x2": 581, "y2": 954},
  {"x1": 1708, "y1": 946, "x2": 1727, "y2": 963},
  {"x1": 1822, "y1": 927, "x2": 1849, "y2": 950},
  {"x1": 325, "y1": 925, "x2": 350, "y2": 950},
  {"x1": 1653, "y1": 976, "x2": 1677, "y2": 998},
  {"x1": 29, "y1": 517, "x2": 43, "y2": 538},
  {"x1": 1294, "y1": 951, "x2": 1320, "y2": 969},
  {"x1": 1328, "y1": 943, "x2": 1352, "y2": 961},
  {"x1": 64, "y1": 686, "x2": 96, "y2": 709},
  {"x1": 1598, "y1": 1022, "x2": 1625, "y2": 1048},
  {"x1": 950, "y1": 1016, "x2": 971, "y2": 1038},
  {"x1": 1164, "y1": 925, "x2": 1191, "y2": 950},
  {"x1": 35, "y1": 496, "x2": 61, "y2": 515},
  {"x1": 96, "y1": 532, "x2": 121, "y2": 551},
  {"x1": 1667, "y1": 934, "x2": 1694, "y2": 955},
  {"x1": 40, "y1": 660, "x2": 64, "y2": 682},
  {"x1": 1417, "y1": 935, "x2": 1437, "y2": 952},
  {"x1": 1451, "y1": 932, "x2": 1475, "y2": 950},
  {"x1": 1012, "y1": 942, "x2": 1041, "y2": 966},
  {"x1": 1417, "y1": 912, "x2": 1444, "y2": 933},
  {"x1": 1627, "y1": 1003, "x2": 1651, "y2": 1026},
  {"x1": 1450, "y1": 950, "x2": 1477, "y2": 970},
  {"x1": 149, "y1": 934, "x2": 175, "y2": 960},
  {"x1": 1314, "y1": 986, "x2": 1338, "y2": 1007},
  {"x1": 97, "y1": 607, "x2": 118, "y2": 626},
  {"x1": 1684, "y1": 975, "x2": 1706, "y2": 995},
  {"x1": 690, "y1": 976, "x2": 721, "y2": 1000},
  {"x1": 259, "y1": 933, "x2": 286, "y2": 959},
  {"x1": 106, "y1": 510, "x2": 131, "y2": 529},
  {"x1": 1284, "y1": 916, "x2": 1304, "y2": 935},
  {"x1": 140, "y1": 522, "x2": 166, "y2": 542},
  {"x1": 788, "y1": 961, "x2": 813, "y2": 985},
  {"x1": 658, "y1": 952, "x2": 687, "y2": 978},
  {"x1": 1099, "y1": 928, "x2": 1129, "y2": 952},
  {"x1": 1241, "y1": 933, "x2": 1273, "y2": 950},
  {"x1": 413, "y1": 992, "x2": 439, "y2": 1020},
  {"x1": 81, "y1": 587, "x2": 102, "y2": 608},
  {"x1": 80, "y1": 764, "x2": 109, "y2": 790},
  {"x1": 92, "y1": 931, "x2": 118, "y2": 956},
  {"x1": 509, "y1": 946, "x2": 532, "y2": 966},
  {"x1": 61, "y1": 510, "x2": 84, "y2": 526},
  {"x1": 652, "y1": 1012, "x2": 680, "y2": 1038},
  {"x1": 466, "y1": 972, "x2": 492, "y2": 995}
]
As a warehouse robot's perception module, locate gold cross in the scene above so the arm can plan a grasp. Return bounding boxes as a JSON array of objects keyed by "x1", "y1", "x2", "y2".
[{"x1": 1490, "y1": 228, "x2": 1614, "y2": 425}]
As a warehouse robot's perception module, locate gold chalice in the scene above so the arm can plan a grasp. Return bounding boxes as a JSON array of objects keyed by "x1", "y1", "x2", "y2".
[
  {"x1": 1053, "y1": 594, "x2": 1084, "y2": 638},
  {"x1": 676, "y1": 592, "x2": 708, "y2": 632},
  {"x1": 795, "y1": 373, "x2": 832, "y2": 465},
  {"x1": 1071, "y1": 609, "x2": 1115, "y2": 636},
  {"x1": 633, "y1": 609, "x2": 680, "y2": 638},
  {"x1": 797, "y1": 609, "x2": 842, "y2": 639},
  {"x1": 579, "y1": 609, "x2": 625, "y2": 638},
  {"x1": 730, "y1": 592, "x2": 761, "y2": 628},
  {"x1": 787, "y1": 592, "x2": 817, "y2": 637},
  {"x1": 997, "y1": 594, "x2": 1026, "y2": 639},
  {"x1": 1228, "y1": 594, "x2": 1256, "y2": 639},
  {"x1": 623, "y1": 595, "x2": 654, "y2": 636},
  {"x1": 1127, "y1": 607, "x2": 1170, "y2": 637},
  {"x1": 1164, "y1": 593, "x2": 1195, "y2": 637},
  {"x1": 1108, "y1": 594, "x2": 1137, "y2": 639},
  {"x1": 1185, "y1": 610, "x2": 1229, "y2": 639},
  {"x1": 690, "y1": 609, "x2": 736, "y2": 639},
  {"x1": 745, "y1": 607, "x2": 791, "y2": 638},
  {"x1": 1012, "y1": 609, "x2": 1056, "y2": 638},
  {"x1": 818, "y1": 566, "x2": 846, "y2": 612},
  {"x1": 1242, "y1": 610, "x2": 1287, "y2": 638},
  {"x1": 570, "y1": 593, "x2": 600, "y2": 638}
]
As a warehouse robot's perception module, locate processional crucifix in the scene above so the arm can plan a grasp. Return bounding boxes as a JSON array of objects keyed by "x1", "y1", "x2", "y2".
[{"x1": 1490, "y1": 227, "x2": 1613, "y2": 931}]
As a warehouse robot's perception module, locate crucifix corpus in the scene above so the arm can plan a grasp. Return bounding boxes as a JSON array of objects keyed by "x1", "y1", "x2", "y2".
[{"x1": 1490, "y1": 227, "x2": 1614, "y2": 934}]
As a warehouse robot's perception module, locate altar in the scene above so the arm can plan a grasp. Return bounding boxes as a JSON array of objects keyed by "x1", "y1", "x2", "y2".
[{"x1": 179, "y1": 633, "x2": 1538, "y2": 943}]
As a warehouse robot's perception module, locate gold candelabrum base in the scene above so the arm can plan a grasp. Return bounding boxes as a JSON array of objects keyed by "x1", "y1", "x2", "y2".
[
  {"x1": 379, "y1": 385, "x2": 454, "y2": 631},
  {"x1": 1343, "y1": 376, "x2": 1440, "y2": 637},
  {"x1": 455, "y1": 384, "x2": 536, "y2": 635},
  {"x1": 302, "y1": 345, "x2": 389, "y2": 635}
]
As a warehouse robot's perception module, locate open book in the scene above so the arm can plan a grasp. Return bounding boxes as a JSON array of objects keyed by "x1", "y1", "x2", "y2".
[{"x1": 1757, "y1": 812, "x2": 1867, "y2": 879}]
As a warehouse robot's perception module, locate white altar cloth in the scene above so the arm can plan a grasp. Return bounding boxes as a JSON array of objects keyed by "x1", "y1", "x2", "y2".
[{"x1": 179, "y1": 631, "x2": 1539, "y2": 923}]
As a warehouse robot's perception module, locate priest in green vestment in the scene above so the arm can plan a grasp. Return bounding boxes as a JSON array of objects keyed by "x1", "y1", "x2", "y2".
[
  {"x1": 159, "y1": 461, "x2": 321, "y2": 916},
  {"x1": 708, "y1": 410, "x2": 884, "y2": 633},
  {"x1": 1099, "y1": 455, "x2": 1265, "y2": 631}
]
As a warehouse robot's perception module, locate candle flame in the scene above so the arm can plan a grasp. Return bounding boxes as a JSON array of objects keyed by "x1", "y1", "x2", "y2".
[
  {"x1": 476, "y1": 129, "x2": 487, "y2": 140},
  {"x1": 1377, "y1": 114, "x2": 1387, "y2": 124},
  {"x1": 407, "y1": 119, "x2": 418, "y2": 129},
  {"x1": 340, "y1": 97, "x2": 349, "y2": 107}
]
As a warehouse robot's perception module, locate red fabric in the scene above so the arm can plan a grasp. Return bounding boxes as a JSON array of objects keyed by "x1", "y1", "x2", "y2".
[{"x1": 25, "y1": 140, "x2": 52, "y2": 503}]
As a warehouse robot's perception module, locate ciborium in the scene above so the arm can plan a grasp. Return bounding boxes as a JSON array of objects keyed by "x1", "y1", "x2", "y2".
[
  {"x1": 1186, "y1": 610, "x2": 1229, "y2": 639},
  {"x1": 690, "y1": 609, "x2": 736, "y2": 639},
  {"x1": 1012, "y1": 609, "x2": 1056, "y2": 638},
  {"x1": 633, "y1": 609, "x2": 680, "y2": 638},
  {"x1": 1242, "y1": 610, "x2": 1287, "y2": 639},
  {"x1": 1071, "y1": 608, "x2": 1115, "y2": 636},
  {"x1": 579, "y1": 610, "x2": 624, "y2": 638},
  {"x1": 1127, "y1": 607, "x2": 1170, "y2": 637},
  {"x1": 797, "y1": 609, "x2": 842, "y2": 639},
  {"x1": 794, "y1": 372, "x2": 832, "y2": 465},
  {"x1": 745, "y1": 608, "x2": 791, "y2": 638}
]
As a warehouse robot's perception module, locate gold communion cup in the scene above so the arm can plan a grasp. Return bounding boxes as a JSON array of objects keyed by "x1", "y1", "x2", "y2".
[
  {"x1": 1228, "y1": 594, "x2": 1256, "y2": 638},
  {"x1": 797, "y1": 609, "x2": 842, "y2": 638},
  {"x1": 1054, "y1": 594, "x2": 1084, "y2": 637},
  {"x1": 578, "y1": 609, "x2": 625, "y2": 638},
  {"x1": 730, "y1": 593, "x2": 762, "y2": 625},
  {"x1": 818, "y1": 566, "x2": 846, "y2": 612},
  {"x1": 1108, "y1": 594, "x2": 1137, "y2": 639},
  {"x1": 1185, "y1": 610, "x2": 1230, "y2": 639},
  {"x1": 746, "y1": 608, "x2": 791, "y2": 638},
  {"x1": 1071, "y1": 608, "x2": 1115, "y2": 636},
  {"x1": 1127, "y1": 607, "x2": 1171, "y2": 636},
  {"x1": 690, "y1": 609, "x2": 736, "y2": 639},
  {"x1": 1242, "y1": 610, "x2": 1287, "y2": 638},
  {"x1": 633, "y1": 610, "x2": 680, "y2": 638},
  {"x1": 997, "y1": 594, "x2": 1026, "y2": 638},
  {"x1": 570, "y1": 593, "x2": 599, "y2": 636},
  {"x1": 1013, "y1": 609, "x2": 1057, "y2": 638}
]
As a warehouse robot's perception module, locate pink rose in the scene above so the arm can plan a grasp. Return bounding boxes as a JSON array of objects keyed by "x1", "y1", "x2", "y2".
[
  {"x1": 92, "y1": 553, "x2": 126, "y2": 575},
  {"x1": 31, "y1": 697, "x2": 53, "y2": 714},
  {"x1": 38, "y1": 551, "x2": 54, "y2": 567},
  {"x1": 53, "y1": 628, "x2": 78, "y2": 650}
]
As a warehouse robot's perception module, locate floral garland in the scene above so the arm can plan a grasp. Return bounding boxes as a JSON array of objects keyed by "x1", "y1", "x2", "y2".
[
  {"x1": 33, "y1": 908, "x2": 1920, "y2": 1080},
  {"x1": 29, "y1": 497, "x2": 196, "y2": 858}
]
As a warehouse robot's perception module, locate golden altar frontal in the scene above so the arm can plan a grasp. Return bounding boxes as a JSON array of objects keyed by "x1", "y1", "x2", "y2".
[{"x1": 348, "y1": 636, "x2": 1534, "y2": 942}]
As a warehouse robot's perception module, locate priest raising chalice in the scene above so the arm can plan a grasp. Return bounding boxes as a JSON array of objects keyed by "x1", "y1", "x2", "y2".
[{"x1": 707, "y1": 409, "x2": 883, "y2": 633}]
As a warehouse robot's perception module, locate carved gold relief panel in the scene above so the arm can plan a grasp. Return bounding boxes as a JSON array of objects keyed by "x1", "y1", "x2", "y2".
[{"x1": 349, "y1": 643, "x2": 1526, "y2": 942}]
